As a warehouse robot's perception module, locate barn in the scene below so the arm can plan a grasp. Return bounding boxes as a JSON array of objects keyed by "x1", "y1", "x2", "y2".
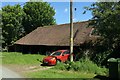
[{"x1": 14, "y1": 21, "x2": 95, "y2": 54}]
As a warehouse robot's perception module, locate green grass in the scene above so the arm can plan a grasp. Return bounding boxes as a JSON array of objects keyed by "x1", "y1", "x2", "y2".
[
  {"x1": 2, "y1": 52, "x2": 45, "y2": 65},
  {"x1": 53, "y1": 59, "x2": 108, "y2": 76},
  {"x1": 24, "y1": 69, "x2": 95, "y2": 78},
  {"x1": 1, "y1": 52, "x2": 105, "y2": 78}
]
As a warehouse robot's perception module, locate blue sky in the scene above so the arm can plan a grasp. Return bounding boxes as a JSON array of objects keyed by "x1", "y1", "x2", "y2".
[
  {"x1": 50, "y1": 2, "x2": 93, "y2": 24},
  {"x1": 1, "y1": 1, "x2": 93, "y2": 24}
]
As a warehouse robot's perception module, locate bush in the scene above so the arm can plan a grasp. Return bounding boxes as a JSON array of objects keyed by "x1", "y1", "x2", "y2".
[
  {"x1": 53, "y1": 58, "x2": 108, "y2": 75},
  {"x1": 53, "y1": 62, "x2": 66, "y2": 70},
  {"x1": 92, "y1": 50, "x2": 112, "y2": 66}
]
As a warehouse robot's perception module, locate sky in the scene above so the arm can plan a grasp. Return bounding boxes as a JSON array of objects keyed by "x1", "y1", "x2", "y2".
[
  {"x1": 1, "y1": 1, "x2": 94, "y2": 24},
  {"x1": 50, "y1": 2, "x2": 93, "y2": 24}
]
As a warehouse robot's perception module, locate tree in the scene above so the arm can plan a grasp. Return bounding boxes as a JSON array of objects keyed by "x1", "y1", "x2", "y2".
[
  {"x1": 2, "y1": 4, "x2": 25, "y2": 48},
  {"x1": 0, "y1": 10, "x2": 2, "y2": 28},
  {"x1": 23, "y1": 2, "x2": 56, "y2": 34},
  {"x1": 85, "y1": 2, "x2": 120, "y2": 50},
  {"x1": 0, "y1": 10, "x2": 4, "y2": 48},
  {"x1": 84, "y1": 2, "x2": 120, "y2": 65}
]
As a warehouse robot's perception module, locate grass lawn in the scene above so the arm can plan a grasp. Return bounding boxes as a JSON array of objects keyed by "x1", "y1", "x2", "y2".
[
  {"x1": 25, "y1": 69, "x2": 95, "y2": 78},
  {"x1": 1, "y1": 52, "x2": 97, "y2": 78},
  {"x1": 2, "y1": 52, "x2": 45, "y2": 65}
]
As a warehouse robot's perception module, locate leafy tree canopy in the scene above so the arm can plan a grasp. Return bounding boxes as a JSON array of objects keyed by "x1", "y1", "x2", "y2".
[
  {"x1": 0, "y1": 10, "x2": 2, "y2": 28},
  {"x1": 23, "y1": 2, "x2": 56, "y2": 34},
  {"x1": 2, "y1": 4, "x2": 25, "y2": 47},
  {"x1": 84, "y1": 2, "x2": 120, "y2": 65},
  {"x1": 85, "y1": 2, "x2": 120, "y2": 49}
]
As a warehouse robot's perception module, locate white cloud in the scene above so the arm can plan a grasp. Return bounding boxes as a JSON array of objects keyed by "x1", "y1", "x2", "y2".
[
  {"x1": 73, "y1": 18, "x2": 77, "y2": 22},
  {"x1": 64, "y1": 8, "x2": 68, "y2": 12}
]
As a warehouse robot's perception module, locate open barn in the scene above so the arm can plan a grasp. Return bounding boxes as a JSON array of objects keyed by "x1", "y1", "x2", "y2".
[{"x1": 14, "y1": 21, "x2": 95, "y2": 54}]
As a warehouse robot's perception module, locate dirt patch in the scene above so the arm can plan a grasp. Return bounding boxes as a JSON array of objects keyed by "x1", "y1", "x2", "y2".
[
  {"x1": 3, "y1": 64, "x2": 28, "y2": 73},
  {"x1": 2, "y1": 64, "x2": 53, "y2": 74},
  {"x1": 25, "y1": 66, "x2": 52, "y2": 72}
]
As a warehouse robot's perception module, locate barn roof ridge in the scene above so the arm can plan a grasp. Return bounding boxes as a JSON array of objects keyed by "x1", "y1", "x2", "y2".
[{"x1": 37, "y1": 20, "x2": 90, "y2": 28}]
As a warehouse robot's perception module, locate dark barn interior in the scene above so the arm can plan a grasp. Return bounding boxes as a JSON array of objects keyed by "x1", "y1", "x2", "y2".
[
  {"x1": 14, "y1": 44, "x2": 70, "y2": 54},
  {"x1": 14, "y1": 44, "x2": 81, "y2": 55}
]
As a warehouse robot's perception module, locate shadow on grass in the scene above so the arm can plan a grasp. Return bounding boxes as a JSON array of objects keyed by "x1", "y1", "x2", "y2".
[
  {"x1": 40, "y1": 63, "x2": 55, "y2": 67},
  {"x1": 94, "y1": 75, "x2": 110, "y2": 80}
]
